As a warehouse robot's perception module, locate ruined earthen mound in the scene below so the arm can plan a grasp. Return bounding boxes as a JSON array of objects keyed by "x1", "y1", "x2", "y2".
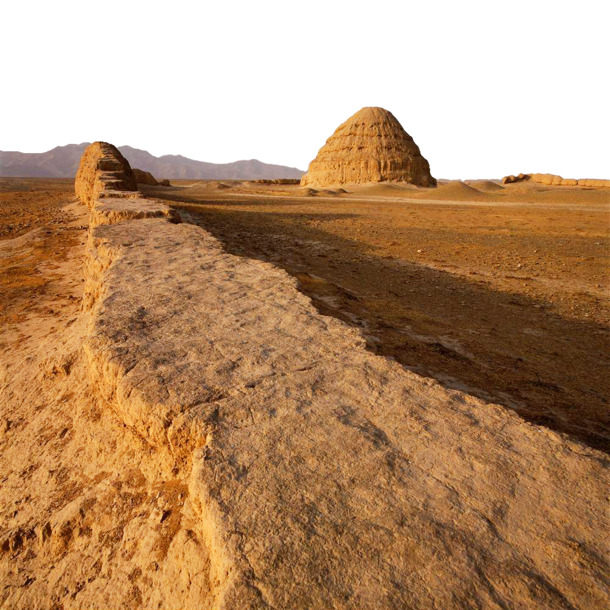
[
  {"x1": 502, "y1": 173, "x2": 528, "y2": 185},
  {"x1": 301, "y1": 107, "x2": 436, "y2": 188},
  {"x1": 577, "y1": 178, "x2": 610, "y2": 187},
  {"x1": 132, "y1": 168, "x2": 159, "y2": 186},
  {"x1": 503, "y1": 173, "x2": 610, "y2": 188},
  {"x1": 251, "y1": 178, "x2": 301, "y2": 185},
  {"x1": 75, "y1": 142, "x2": 137, "y2": 207}
]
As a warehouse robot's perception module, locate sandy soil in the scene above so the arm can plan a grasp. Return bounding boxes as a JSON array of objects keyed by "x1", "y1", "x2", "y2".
[
  {"x1": 146, "y1": 179, "x2": 610, "y2": 452},
  {"x1": 0, "y1": 181, "x2": 213, "y2": 609},
  {"x1": 0, "y1": 180, "x2": 84, "y2": 335}
]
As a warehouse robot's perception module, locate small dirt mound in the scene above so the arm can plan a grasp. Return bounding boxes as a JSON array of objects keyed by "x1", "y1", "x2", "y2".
[
  {"x1": 206, "y1": 181, "x2": 232, "y2": 190},
  {"x1": 353, "y1": 183, "x2": 421, "y2": 197},
  {"x1": 466, "y1": 180, "x2": 504, "y2": 192},
  {"x1": 298, "y1": 187, "x2": 318, "y2": 197},
  {"x1": 132, "y1": 168, "x2": 159, "y2": 186},
  {"x1": 412, "y1": 180, "x2": 487, "y2": 201}
]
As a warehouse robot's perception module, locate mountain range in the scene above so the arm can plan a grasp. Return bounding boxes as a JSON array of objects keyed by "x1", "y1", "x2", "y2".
[{"x1": 0, "y1": 143, "x2": 305, "y2": 180}]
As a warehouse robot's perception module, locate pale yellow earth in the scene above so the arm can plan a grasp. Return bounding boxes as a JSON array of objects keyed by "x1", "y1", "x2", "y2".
[{"x1": 1, "y1": 173, "x2": 609, "y2": 609}]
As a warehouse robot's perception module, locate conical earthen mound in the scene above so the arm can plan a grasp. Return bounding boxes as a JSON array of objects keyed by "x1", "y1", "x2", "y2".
[
  {"x1": 301, "y1": 107, "x2": 436, "y2": 188},
  {"x1": 75, "y1": 142, "x2": 137, "y2": 208}
]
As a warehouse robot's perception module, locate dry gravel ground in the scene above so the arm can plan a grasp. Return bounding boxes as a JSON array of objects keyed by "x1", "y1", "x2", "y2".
[
  {"x1": 0, "y1": 180, "x2": 82, "y2": 334},
  {"x1": 149, "y1": 179, "x2": 610, "y2": 453}
]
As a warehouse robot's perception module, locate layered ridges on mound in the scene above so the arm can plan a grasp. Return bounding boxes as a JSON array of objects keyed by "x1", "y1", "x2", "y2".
[
  {"x1": 76, "y1": 143, "x2": 178, "y2": 227},
  {"x1": 302, "y1": 107, "x2": 436, "y2": 188},
  {"x1": 75, "y1": 142, "x2": 137, "y2": 207}
]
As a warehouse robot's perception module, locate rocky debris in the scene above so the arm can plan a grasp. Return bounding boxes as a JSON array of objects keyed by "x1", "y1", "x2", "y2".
[
  {"x1": 74, "y1": 142, "x2": 137, "y2": 208},
  {"x1": 158, "y1": 178, "x2": 171, "y2": 186},
  {"x1": 132, "y1": 168, "x2": 159, "y2": 186},
  {"x1": 65, "y1": 143, "x2": 610, "y2": 608},
  {"x1": 578, "y1": 178, "x2": 610, "y2": 187},
  {"x1": 503, "y1": 173, "x2": 610, "y2": 187},
  {"x1": 301, "y1": 107, "x2": 436, "y2": 188},
  {"x1": 250, "y1": 178, "x2": 301, "y2": 185}
]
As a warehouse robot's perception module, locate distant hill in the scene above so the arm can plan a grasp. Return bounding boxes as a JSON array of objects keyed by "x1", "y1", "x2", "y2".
[{"x1": 0, "y1": 143, "x2": 305, "y2": 180}]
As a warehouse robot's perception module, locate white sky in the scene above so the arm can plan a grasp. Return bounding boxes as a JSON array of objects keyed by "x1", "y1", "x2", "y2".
[{"x1": 2, "y1": 0, "x2": 608, "y2": 179}]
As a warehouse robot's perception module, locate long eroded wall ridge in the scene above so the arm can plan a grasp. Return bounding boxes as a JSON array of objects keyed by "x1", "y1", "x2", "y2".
[
  {"x1": 76, "y1": 142, "x2": 609, "y2": 609},
  {"x1": 503, "y1": 172, "x2": 610, "y2": 187}
]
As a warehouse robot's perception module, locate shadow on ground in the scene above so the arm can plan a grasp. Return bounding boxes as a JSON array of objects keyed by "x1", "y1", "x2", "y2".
[{"x1": 159, "y1": 196, "x2": 610, "y2": 454}]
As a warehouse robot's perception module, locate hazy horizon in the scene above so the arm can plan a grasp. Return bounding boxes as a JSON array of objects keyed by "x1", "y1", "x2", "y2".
[
  {"x1": 2, "y1": 0, "x2": 608, "y2": 180},
  {"x1": 1, "y1": 142, "x2": 307, "y2": 171}
]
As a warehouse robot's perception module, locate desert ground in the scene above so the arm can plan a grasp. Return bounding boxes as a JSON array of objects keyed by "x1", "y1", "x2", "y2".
[
  {"x1": 1, "y1": 174, "x2": 609, "y2": 608},
  {"x1": 147, "y1": 178, "x2": 610, "y2": 452}
]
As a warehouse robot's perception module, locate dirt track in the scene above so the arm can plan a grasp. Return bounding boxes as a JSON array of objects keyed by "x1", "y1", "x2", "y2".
[{"x1": 146, "y1": 181, "x2": 610, "y2": 452}]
